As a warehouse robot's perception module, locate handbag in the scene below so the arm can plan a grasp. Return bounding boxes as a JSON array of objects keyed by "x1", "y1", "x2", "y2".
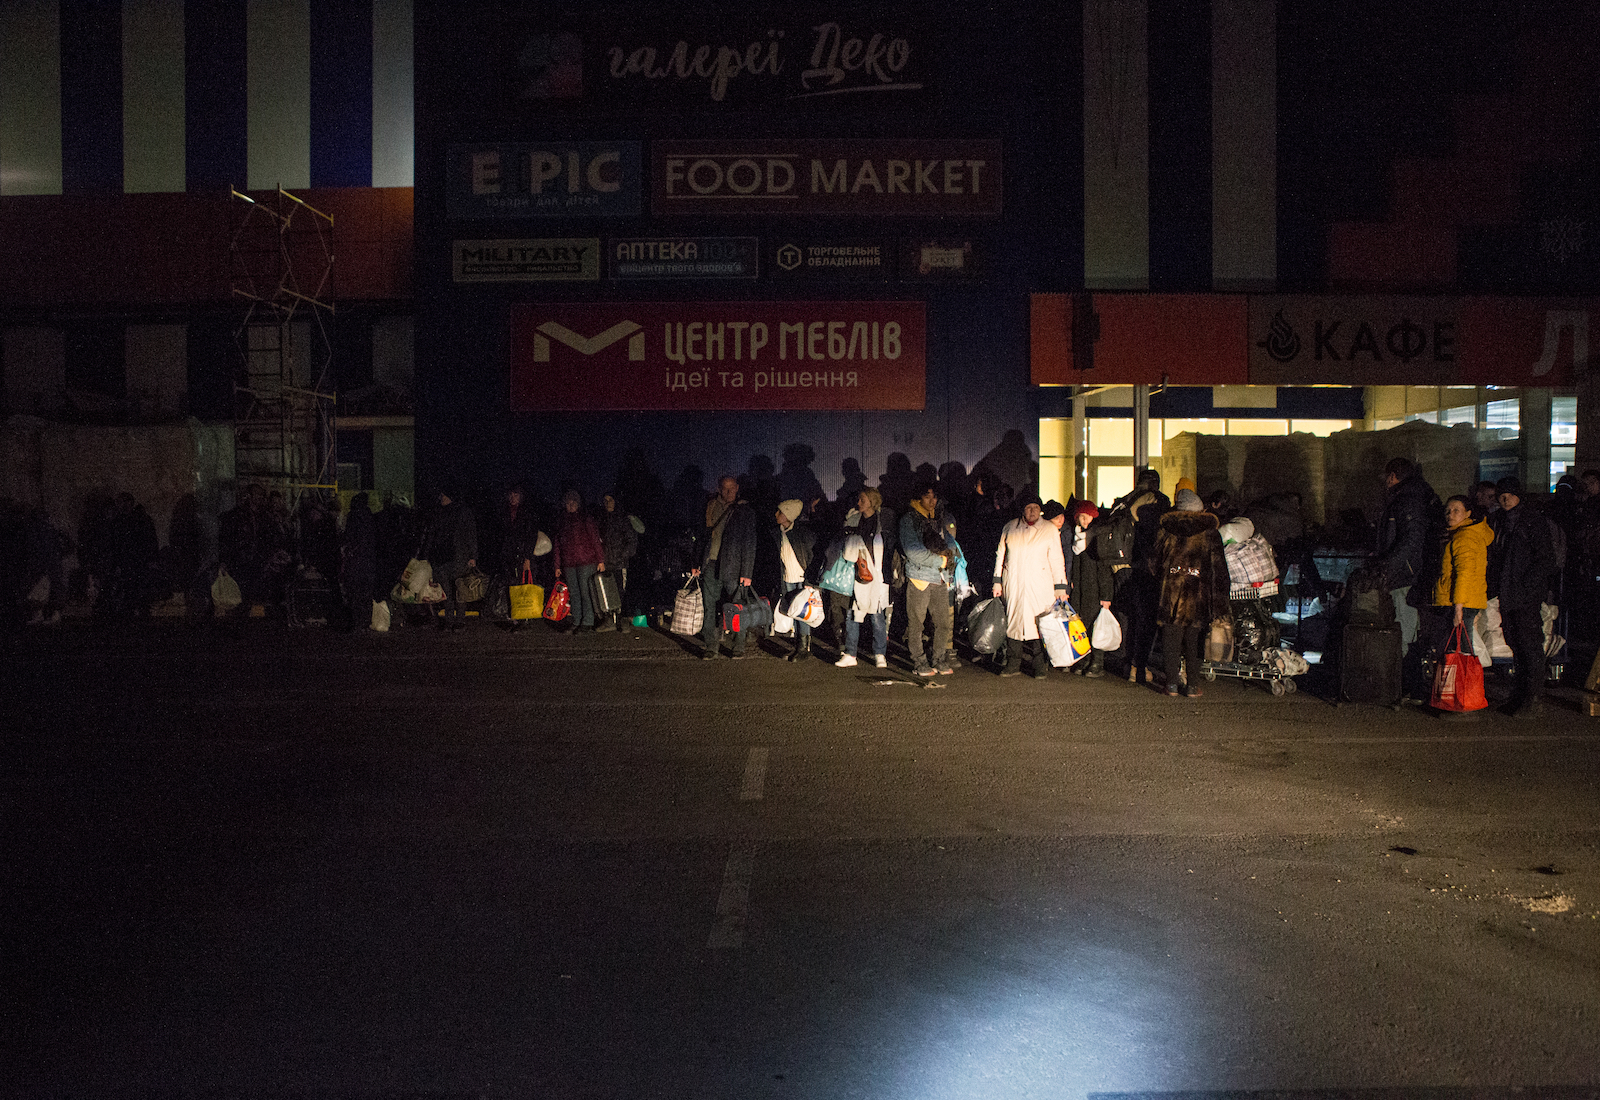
[
  {"x1": 454, "y1": 567, "x2": 490, "y2": 604},
  {"x1": 820, "y1": 554, "x2": 856, "y2": 596},
  {"x1": 1431, "y1": 623, "x2": 1488, "y2": 712},
  {"x1": 508, "y1": 566, "x2": 543, "y2": 620},
  {"x1": 855, "y1": 554, "x2": 873, "y2": 583},
  {"x1": 1090, "y1": 606, "x2": 1123, "y2": 651},
  {"x1": 544, "y1": 580, "x2": 571, "y2": 622},
  {"x1": 671, "y1": 576, "x2": 704, "y2": 636}
]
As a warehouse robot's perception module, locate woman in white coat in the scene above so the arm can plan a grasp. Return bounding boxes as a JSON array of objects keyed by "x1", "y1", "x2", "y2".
[{"x1": 992, "y1": 498, "x2": 1069, "y2": 678}]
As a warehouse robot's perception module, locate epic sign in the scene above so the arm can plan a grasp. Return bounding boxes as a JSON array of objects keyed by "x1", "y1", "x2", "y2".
[
  {"x1": 447, "y1": 142, "x2": 643, "y2": 219},
  {"x1": 510, "y1": 301, "x2": 926, "y2": 411},
  {"x1": 651, "y1": 140, "x2": 1001, "y2": 216}
]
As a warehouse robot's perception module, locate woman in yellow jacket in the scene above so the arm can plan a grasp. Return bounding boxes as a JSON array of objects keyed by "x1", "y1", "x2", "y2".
[{"x1": 1420, "y1": 494, "x2": 1494, "y2": 674}]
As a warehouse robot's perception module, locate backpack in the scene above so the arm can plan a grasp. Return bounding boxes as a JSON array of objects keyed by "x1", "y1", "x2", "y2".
[
  {"x1": 1231, "y1": 599, "x2": 1282, "y2": 664},
  {"x1": 1344, "y1": 564, "x2": 1396, "y2": 627},
  {"x1": 1094, "y1": 506, "x2": 1135, "y2": 567}
]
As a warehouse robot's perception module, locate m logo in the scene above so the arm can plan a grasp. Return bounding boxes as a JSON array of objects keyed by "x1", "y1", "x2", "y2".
[{"x1": 532, "y1": 320, "x2": 645, "y2": 362}]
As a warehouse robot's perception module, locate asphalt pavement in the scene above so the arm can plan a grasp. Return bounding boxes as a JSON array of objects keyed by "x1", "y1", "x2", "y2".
[{"x1": 3, "y1": 618, "x2": 1598, "y2": 1100}]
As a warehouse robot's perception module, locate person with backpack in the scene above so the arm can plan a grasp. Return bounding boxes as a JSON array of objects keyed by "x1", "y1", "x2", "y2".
[
  {"x1": 900, "y1": 481, "x2": 958, "y2": 677},
  {"x1": 1488, "y1": 477, "x2": 1558, "y2": 717},
  {"x1": 1374, "y1": 457, "x2": 1442, "y2": 675}
]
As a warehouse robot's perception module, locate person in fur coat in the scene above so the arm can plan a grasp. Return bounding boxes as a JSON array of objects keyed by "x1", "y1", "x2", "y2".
[{"x1": 1154, "y1": 488, "x2": 1230, "y2": 697}]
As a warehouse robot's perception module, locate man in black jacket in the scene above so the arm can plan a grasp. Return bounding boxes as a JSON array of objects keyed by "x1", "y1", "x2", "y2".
[
  {"x1": 1489, "y1": 477, "x2": 1557, "y2": 717},
  {"x1": 1374, "y1": 457, "x2": 1442, "y2": 677},
  {"x1": 424, "y1": 489, "x2": 478, "y2": 631},
  {"x1": 692, "y1": 476, "x2": 758, "y2": 659}
]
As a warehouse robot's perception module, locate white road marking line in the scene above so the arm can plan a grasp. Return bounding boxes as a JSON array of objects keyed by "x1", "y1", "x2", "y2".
[
  {"x1": 739, "y1": 747, "x2": 769, "y2": 801},
  {"x1": 707, "y1": 840, "x2": 757, "y2": 949}
]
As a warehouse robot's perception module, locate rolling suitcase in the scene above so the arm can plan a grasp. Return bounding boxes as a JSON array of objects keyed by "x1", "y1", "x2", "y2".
[
  {"x1": 591, "y1": 571, "x2": 621, "y2": 615},
  {"x1": 1339, "y1": 622, "x2": 1402, "y2": 706}
]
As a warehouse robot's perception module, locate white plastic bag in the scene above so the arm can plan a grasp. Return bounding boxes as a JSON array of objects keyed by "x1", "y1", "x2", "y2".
[
  {"x1": 785, "y1": 585, "x2": 826, "y2": 627},
  {"x1": 772, "y1": 608, "x2": 795, "y2": 636},
  {"x1": 1091, "y1": 606, "x2": 1123, "y2": 651},
  {"x1": 371, "y1": 598, "x2": 390, "y2": 632},
  {"x1": 533, "y1": 532, "x2": 553, "y2": 556},
  {"x1": 211, "y1": 566, "x2": 243, "y2": 613},
  {"x1": 400, "y1": 557, "x2": 431, "y2": 595}
]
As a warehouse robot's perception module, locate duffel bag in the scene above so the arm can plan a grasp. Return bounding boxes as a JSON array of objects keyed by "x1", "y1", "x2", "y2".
[
  {"x1": 671, "y1": 576, "x2": 703, "y2": 636},
  {"x1": 721, "y1": 585, "x2": 773, "y2": 636}
]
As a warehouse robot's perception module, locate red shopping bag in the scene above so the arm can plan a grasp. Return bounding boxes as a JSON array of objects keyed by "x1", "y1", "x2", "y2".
[
  {"x1": 544, "y1": 580, "x2": 571, "y2": 622},
  {"x1": 1431, "y1": 624, "x2": 1487, "y2": 712}
]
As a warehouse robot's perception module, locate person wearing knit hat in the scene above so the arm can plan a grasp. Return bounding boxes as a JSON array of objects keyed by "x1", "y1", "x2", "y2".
[
  {"x1": 993, "y1": 497, "x2": 1070, "y2": 678},
  {"x1": 1041, "y1": 500, "x2": 1066, "y2": 522},
  {"x1": 1069, "y1": 499, "x2": 1118, "y2": 678},
  {"x1": 1174, "y1": 488, "x2": 1204, "y2": 512},
  {"x1": 771, "y1": 498, "x2": 818, "y2": 661}
]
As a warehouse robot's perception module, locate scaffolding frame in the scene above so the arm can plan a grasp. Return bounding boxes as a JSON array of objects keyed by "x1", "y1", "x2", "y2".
[{"x1": 229, "y1": 186, "x2": 337, "y2": 507}]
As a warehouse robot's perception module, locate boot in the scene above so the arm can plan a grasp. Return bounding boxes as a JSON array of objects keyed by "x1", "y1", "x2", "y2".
[
  {"x1": 1030, "y1": 638, "x2": 1051, "y2": 679},
  {"x1": 1000, "y1": 640, "x2": 1024, "y2": 677},
  {"x1": 788, "y1": 635, "x2": 811, "y2": 662}
]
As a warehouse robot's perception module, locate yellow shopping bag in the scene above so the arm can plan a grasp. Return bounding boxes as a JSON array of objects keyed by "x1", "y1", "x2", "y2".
[{"x1": 508, "y1": 567, "x2": 544, "y2": 620}]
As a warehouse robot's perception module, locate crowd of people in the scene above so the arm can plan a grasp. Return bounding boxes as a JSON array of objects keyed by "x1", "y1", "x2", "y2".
[{"x1": 4, "y1": 456, "x2": 1597, "y2": 712}]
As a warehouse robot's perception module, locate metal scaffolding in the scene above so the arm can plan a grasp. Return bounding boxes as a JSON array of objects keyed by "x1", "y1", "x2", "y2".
[{"x1": 229, "y1": 186, "x2": 336, "y2": 504}]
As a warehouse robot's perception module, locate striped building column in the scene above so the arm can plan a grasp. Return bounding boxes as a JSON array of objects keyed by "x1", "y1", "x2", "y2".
[
  {"x1": 1211, "y1": 0, "x2": 1276, "y2": 290},
  {"x1": 0, "y1": 0, "x2": 63, "y2": 195},
  {"x1": 1083, "y1": 0, "x2": 1148, "y2": 290},
  {"x1": 247, "y1": 0, "x2": 311, "y2": 189},
  {"x1": 124, "y1": 0, "x2": 186, "y2": 193}
]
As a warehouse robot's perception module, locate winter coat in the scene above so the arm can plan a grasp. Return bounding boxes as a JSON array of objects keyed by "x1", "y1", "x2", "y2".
[
  {"x1": 994, "y1": 517, "x2": 1067, "y2": 640},
  {"x1": 1375, "y1": 472, "x2": 1442, "y2": 589},
  {"x1": 1153, "y1": 510, "x2": 1230, "y2": 627},
  {"x1": 423, "y1": 501, "x2": 478, "y2": 571},
  {"x1": 1431, "y1": 517, "x2": 1493, "y2": 609},
  {"x1": 552, "y1": 510, "x2": 604, "y2": 573},
  {"x1": 899, "y1": 502, "x2": 955, "y2": 585},
  {"x1": 599, "y1": 509, "x2": 639, "y2": 569},
  {"x1": 767, "y1": 518, "x2": 817, "y2": 581},
  {"x1": 1488, "y1": 504, "x2": 1557, "y2": 610},
  {"x1": 497, "y1": 502, "x2": 542, "y2": 575},
  {"x1": 1071, "y1": 519, "x2": 1117, "y2": 612},
  {"x1": 702, "y1": 500, "x2": 759, "y2": 582}
]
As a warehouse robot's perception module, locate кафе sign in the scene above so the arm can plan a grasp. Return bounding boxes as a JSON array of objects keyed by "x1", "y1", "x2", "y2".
[{"x1": 510, "y1": 301, "x2": 926, "y2": 411}]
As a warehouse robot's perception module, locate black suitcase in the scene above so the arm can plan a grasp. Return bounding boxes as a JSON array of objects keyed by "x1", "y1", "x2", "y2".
[
  {"x1": 1339, "y1": 623, "x2": 1402, "y2": 706},
  {"x1": 592, "y1": 572, "x2": 621, "y2": 615}
]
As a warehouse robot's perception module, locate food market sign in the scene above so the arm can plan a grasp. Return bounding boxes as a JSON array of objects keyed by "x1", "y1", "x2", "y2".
[
  {"x1": 651, "y1": 140, "x2": 1001, "y2": 217},
  {"x1": 510, "y1": 301, "x2": 926, "y2": 410}
]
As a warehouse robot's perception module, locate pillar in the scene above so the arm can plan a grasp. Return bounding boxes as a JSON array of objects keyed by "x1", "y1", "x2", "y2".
[{"x1": 1518, "y1": 388, "x2": 1552, "y2": 493}]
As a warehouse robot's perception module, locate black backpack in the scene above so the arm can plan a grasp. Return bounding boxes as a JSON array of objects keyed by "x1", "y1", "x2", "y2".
[
  {"x1": 1344, "y1": 564, "x2": 1396, "y2": 627},
  {"x1": 1094, "y1": 507, "x2": 1135, "y2": 566}
]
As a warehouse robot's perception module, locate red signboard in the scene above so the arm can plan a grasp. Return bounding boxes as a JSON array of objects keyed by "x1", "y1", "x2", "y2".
[
  {"x1": 651, "y1": 140, "x2": 1002, "y2": 217},
  {"x1": 1457, "y1": 297, "x2": 1595, "y2": 388},
  {"x1": 510, "y1": 301, "x2": 926, "y2": 410},
  {"x1": 1029, "y1": 293, "x2": 1248, "y2": 385}
]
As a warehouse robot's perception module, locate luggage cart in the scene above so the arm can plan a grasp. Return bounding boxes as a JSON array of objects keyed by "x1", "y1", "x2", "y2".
[{"x1": 1200, "y1": 590, "x2": 1305, "y2": 697}]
